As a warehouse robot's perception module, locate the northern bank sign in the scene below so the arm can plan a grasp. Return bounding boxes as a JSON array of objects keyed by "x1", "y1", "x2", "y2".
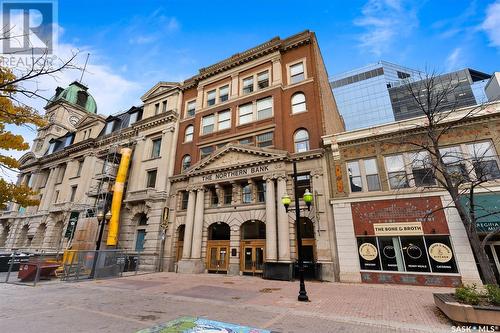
[{"x1": 201, "y1": 165, "x2": 270, "y2": 182}]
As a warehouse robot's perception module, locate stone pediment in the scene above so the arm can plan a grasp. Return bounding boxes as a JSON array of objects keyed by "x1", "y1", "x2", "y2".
[
  {"x1": 187, "y1": 144, "x2": 288, "y2": 175},
  {"x1": 141, "y1": 82, "x2": 180, "y2": 101},
  {"x1": 75, "y1": 114, "x2": 105, "y2": 129}
]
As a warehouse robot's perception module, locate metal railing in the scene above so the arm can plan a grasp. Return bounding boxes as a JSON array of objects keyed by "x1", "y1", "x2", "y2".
[{"x1": 1, "y1": 250, "x2": 63, "y2": 286}]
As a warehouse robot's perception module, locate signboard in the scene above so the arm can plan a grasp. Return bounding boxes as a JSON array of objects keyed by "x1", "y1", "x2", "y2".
[
  {"x1": 201, "y1": 165, "x2": 269, "y2": 182},
  {"x1": 373, "y1": 222, "x2": 423, "y2": 236},
  {"x1": 428, "y1": 243, "x2": 453, "y2": 263},
  {"x1": 64, "y1": 211, "x2": 80, "y2": 238},
  {"x1": 459, "y1": 194, "x2": 500, "y2": 233}
]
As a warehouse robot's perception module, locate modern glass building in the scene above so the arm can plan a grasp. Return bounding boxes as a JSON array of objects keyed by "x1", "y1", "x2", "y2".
[{"x1": 330, "y1": 61, "x2": 422, "y2": 130}]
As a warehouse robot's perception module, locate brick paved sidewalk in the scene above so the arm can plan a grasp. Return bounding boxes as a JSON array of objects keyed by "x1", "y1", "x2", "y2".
[{"x1": 92, "y1": 272, "x2": 453, "y2": 332}]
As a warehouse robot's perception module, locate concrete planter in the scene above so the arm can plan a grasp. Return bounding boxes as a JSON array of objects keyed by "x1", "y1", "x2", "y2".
[{"x1": 434, "y1": 293, "x2": 500, "y2": 326}]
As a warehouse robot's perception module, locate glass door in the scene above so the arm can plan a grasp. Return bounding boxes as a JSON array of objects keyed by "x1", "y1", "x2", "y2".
[
  {"x1": 206, "y1": 241, "x2": 229, "y2": 272},
  {"x1": 240, "y1": 241, "x2": 265, "y2": 275}
]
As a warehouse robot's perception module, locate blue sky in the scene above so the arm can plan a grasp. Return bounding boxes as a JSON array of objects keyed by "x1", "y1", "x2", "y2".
[
  {"x1": 50, "y1": 0, "x2": 500, "y2": 116},
  {"x1": 2, "y1": 0, "x2": 500, "y2": 181}
]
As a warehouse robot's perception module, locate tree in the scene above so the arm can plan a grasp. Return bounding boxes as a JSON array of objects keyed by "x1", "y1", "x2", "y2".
[
  {"x1": 385, "y1": 71, "x2": 500, "y2": 285},
  {"x1": 0, "y1": 28, "x2": 78, "y2": 209}
]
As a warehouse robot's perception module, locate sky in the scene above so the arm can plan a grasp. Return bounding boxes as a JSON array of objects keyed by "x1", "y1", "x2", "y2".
[{"x1": 2, "y1": 0, "x2": 500, "y2": 180}]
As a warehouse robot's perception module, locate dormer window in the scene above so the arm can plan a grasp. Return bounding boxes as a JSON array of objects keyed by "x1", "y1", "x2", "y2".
[
  {"x1": 104, "y1": 121, "x2": 114, "y2": 135},
  {"x1": 129, "y1": 112, "x2": 138, "y2": 125},
  {"x1": 76, "y1": 90, "x2": 88, "y2": 108},
  {"x1": 47, "y1": 142, "x2": 56, "y2": 155},
  {"x1": 64, "y1": 134, "x2": 74, "y2": 147}
]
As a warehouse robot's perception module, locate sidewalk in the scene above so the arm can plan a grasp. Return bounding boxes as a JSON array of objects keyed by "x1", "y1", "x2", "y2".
[{"x1": 0, "y1": 272, "x2": 454, "y2": 332}]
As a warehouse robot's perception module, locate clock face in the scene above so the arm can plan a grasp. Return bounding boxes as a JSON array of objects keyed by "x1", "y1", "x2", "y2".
[{"x1": 69, "y1": 115, "x2": 80, "y2": 126}]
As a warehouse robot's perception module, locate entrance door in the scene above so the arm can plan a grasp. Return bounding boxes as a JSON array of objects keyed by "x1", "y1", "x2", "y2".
[
  {"x1": 206, "y1": 241, "x2": 229, "y2": 272},
  {"x1": 241, "y1": 241, "x2": 265, "y2": 275},
  {"x1": 485, "y1": 242, "x2": 500, "y2": 283}
]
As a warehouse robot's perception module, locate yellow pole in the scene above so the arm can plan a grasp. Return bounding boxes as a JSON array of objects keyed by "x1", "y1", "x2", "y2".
[{"x1": 106, "y1": 147, "x2": 132, "y2": 246}]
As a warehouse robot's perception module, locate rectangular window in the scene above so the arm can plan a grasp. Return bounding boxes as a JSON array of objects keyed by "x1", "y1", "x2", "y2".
[
  {"x1": 385, "y1": 155, "x2": 409, "y2": 189},
  {"x1": 186, "y1": 101, "x2": 196, "y2": 118},
  {"x1": 135, "y1": 229, "x2": 146, "y2": 251},
  {"x1": 181, "y1": 191, "x2": 189, "y2": 210},
  {"x1": 104, "y1": 121, "x2": 114, "y2": 135},
  {"x1": 210, "y1": 187, "x2": 218, "y2": 207},
  {"x1": 56, "y1": 164, "x2": 66, "y2": 184},
  {"x1": 467, "y1": 141, "x2": 500, "y2": 180},
  {"x1": 256, "y1": 132, "x2": 273, "y2": 147},
  {"x1": 242, "y1": 77, "x2": 254, "y2": 94},
  {"x1": 218, "y1": 110, "x2": 231, "y2": 130},
  {"x1": 76, "y1": 160, "x2": 83, "y2": 177},
  {"x1": 242, "y1": 184, "x2": 252, "y2": 203},
  {"x1": 290, "y1": 62, "x2": 305, "y2": 84},
  {"x1": 239, "y1": 137, "x2": 253, "y2": 145},
  {"x1": 47, "y1": 142, "x2": 56, "y2": 154},
  {"x1": 207, "y1": 90, "x2": 216, "y2": 106},
  {"x1": 238, "y1": 103, "x2": 253, "y2": 125},
  {"x1": 25, "y1": 174, "x2": 33, "y2": 187},
  {"x1": 256, "y1": 181, "x2": 266, "y2": 203},
  {"x1": 200, "y1": 146, "x2": 214, "y2": 159},
  {"x1": 129, "y1": 112, "x2": 138, "y2": 125},
  {"x1": 154, "y1": 103, "x2": 160, "y2": 115},
  {"x1": 223, "y1": 185, "x2": 232, "y2": 205},
  {"x1": 257, "y1": 71, "x2": 269, "y2": 89},
  {"x1": 162, "y1": 100, "x2": 167, "y2": 112},
  {"x1": 202, "y1": 114, "x2": 215, "y2": 134},
  {"x1": 219, "y1": 85, "x2": 229, "y2": 102},
  {"x1": 54, "y1": 190, "x2": 59, "y2": 203},
  {"x1": 151, "y1": 138, "x2": 162, "y2": 158},
  {"x1": 439, "y1": 146, "x2": 469, "y2": 183},
  {"x1": 146, "y1": 169, "x2": 157, "y2": 188},
  {"x1": 410, "y1": 151, "x2": 435, "y2": 187},
  {"x1": 295, "y1": 174, "x2": 311, "y2": 198},
  {"x1": 256, "y1": 97, "x2": 273, "y2": 120},
  {"x1": 347, "y1": 161, "x2": 362, "y2": 192},
  {"x1": 364, "y1": 158, "x2": 381, "y2": 191},
  {"x1": 70, "y1": 185, "x2": 77, "y2": 202}
]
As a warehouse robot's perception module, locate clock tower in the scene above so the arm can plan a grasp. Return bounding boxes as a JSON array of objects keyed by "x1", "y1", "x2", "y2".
[{"x1": 32, "y1": 81, "x2": 98, "y2": 156}]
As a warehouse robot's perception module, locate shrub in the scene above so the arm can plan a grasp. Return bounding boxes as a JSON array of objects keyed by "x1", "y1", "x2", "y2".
[
  {"x1": 455, "y1": 284, "x2": 483, "y2": 305},
  {"x1": 485, "y1": 284, "x2": 500, "y2": 306}
]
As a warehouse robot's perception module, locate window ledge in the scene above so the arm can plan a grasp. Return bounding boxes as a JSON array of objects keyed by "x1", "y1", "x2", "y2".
[
  {"x1": 143, "y1": 156, "x2": 161, "y2": 162},
  {"x1": 291, "y1": 109, "x2": 308, "y2": 116}
]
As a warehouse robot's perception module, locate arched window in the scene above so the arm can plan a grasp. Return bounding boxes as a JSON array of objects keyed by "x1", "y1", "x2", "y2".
[
  {"x1": 294, "y1": 129, "x2": 310, "y2": 152},
  {"x1": 182, "y1": 155, "x2": 191, "y2": 171},
  {"x1": 291, "y1": 93, "x2": 306, "y2": 114},
  {"x1": 184, "y1": 125, "x2": 194, "y2": 142}
]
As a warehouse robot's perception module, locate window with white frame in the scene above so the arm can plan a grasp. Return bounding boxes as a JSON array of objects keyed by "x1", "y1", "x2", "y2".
[
  {"x1": 256, "y1": 132, "x2": 273, "y2": 147},
  {"x1": 410, "y1": 151, "x2": 436, "y2": 187},
  {"x1": 257, "y1": 71, "x2": 269, "y2": 89},
  {"x1": 294, "y1": 129, "x2": 310, "y2": 152},
  {"x1": 291, "y1": 93, "x2": 306, "y2": 114},
  {"x1": 184, "y1": 125, "x2": 194, "y2": 142},
  {"x1": 238, "y1": 103, "x2": 253, "y2": 125},
  {"x1": 202, "y1": 114, "x2": 215, "y2": 134},
  {"x1": 439, "y1": 146, "x2": 469, "y2": 183},
  {"x1": 256, "y1": 97, "x2": 273, "y2": 120},
  {"x1": 207, "y1": 90, "x2": 216, "y2": 106},
  {"x1": 219, "y1": 85, "x2": 229, "y2": 102},
  {"x1": 217, "y1": 110, "x2": 231, "y2": 130},
  {"x1": 385, "y1": 155, "x2": 410, "y2": 189},
  {"x1": 290, "y1": 62, "x2": 305, "y2": 84},
  {"x1": 466, "y1": 141, "x2": 500, "y2": 180},
  {"x1": 186, "y1": 101, "x2": 196, "y2": 118},
  {"x1": 242, "y1": 77, "x2": 254, "y2": 94},
  {"x1": 346, "y1": 158, "x2": 381, "y2": 193}
]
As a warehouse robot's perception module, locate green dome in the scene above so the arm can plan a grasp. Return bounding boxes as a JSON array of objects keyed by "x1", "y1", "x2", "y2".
[{"x1": 48, "y1": 81, "x2": 97, "y2": 114}]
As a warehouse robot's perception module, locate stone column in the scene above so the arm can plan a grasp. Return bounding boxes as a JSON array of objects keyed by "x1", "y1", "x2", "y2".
[
  {"x1": 190, "y1": 188, "x2": 205, "y2": 259},
  {"x1": 264, "y1": 175, "x2": 277, "y2": 262},
  {"x1": 182, "y1": 189, "x2": 196, "y2": 259},
  {"x1": 231, "y1": 181, "x2": 240, "y2": 205},
  {"x1": 277, "y1": 175, "x2": 291, "y2": 262}
]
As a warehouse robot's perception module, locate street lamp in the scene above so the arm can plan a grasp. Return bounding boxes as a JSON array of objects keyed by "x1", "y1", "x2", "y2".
[
  {"x1": 281, "y1": 161, "x2": 312, "y2": 302},
  {"x1": 91, "y1": 209, "x2": 112, "y2": 278}
]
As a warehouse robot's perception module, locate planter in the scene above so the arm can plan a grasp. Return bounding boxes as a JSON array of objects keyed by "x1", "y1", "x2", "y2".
[{"x1": 434, "y1": 293, "x2": 500, "y2": 326}]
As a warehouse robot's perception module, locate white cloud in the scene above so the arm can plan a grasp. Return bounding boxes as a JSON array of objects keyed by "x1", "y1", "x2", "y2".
[
  {"x1": 445, "y1": 47, "x2": 463, "y2": 71},
  {"x1": 354, "y1": 0, "x2": 419, "y2": 56},
  {"x1": 482, "y1": 1, "x2": 500, "y2": 48}
]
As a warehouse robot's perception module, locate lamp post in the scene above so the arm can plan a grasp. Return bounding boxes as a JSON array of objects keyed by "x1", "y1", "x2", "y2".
[
  {"x1": 90, "y1": 209, "x2": 111, "y2": 278},
  {"x1": 281, "y1": 161, "x2": 312, "y2": 302}
]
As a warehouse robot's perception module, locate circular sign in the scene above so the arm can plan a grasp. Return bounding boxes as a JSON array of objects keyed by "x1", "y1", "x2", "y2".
[
  {"x1": 383, "y1": 245, "x2": 396, "y2": 259},
  {"x1": 428, "y1": 243, "x2": 453, "y2": 263},
  {"x1": 359, "y1": 243, "x2": 378, "y2": 261},
  {"x1": 406, "y1": 244, "x2": 422, "y2": 259}
]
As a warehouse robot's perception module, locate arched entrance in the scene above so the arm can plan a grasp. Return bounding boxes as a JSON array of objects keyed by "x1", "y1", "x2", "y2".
[
  {"x1": 240, "y1": 220, "x2": 266, "y2": 275},
  {"x1": 16, "y1": 225, "x2": 29, "y2": 248},
  {"x1": 0, "y1": 224, "x2": 9, "y2": 248},
  {"x1": 32, "y1": 223, "x2": 47, "y2": 249},
  {"x1": 175, "y1": 225, "x2": 185, "y2": 262},
  {"x1": 206, "y1": 222, "x2": 230, "y2": 273}
]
